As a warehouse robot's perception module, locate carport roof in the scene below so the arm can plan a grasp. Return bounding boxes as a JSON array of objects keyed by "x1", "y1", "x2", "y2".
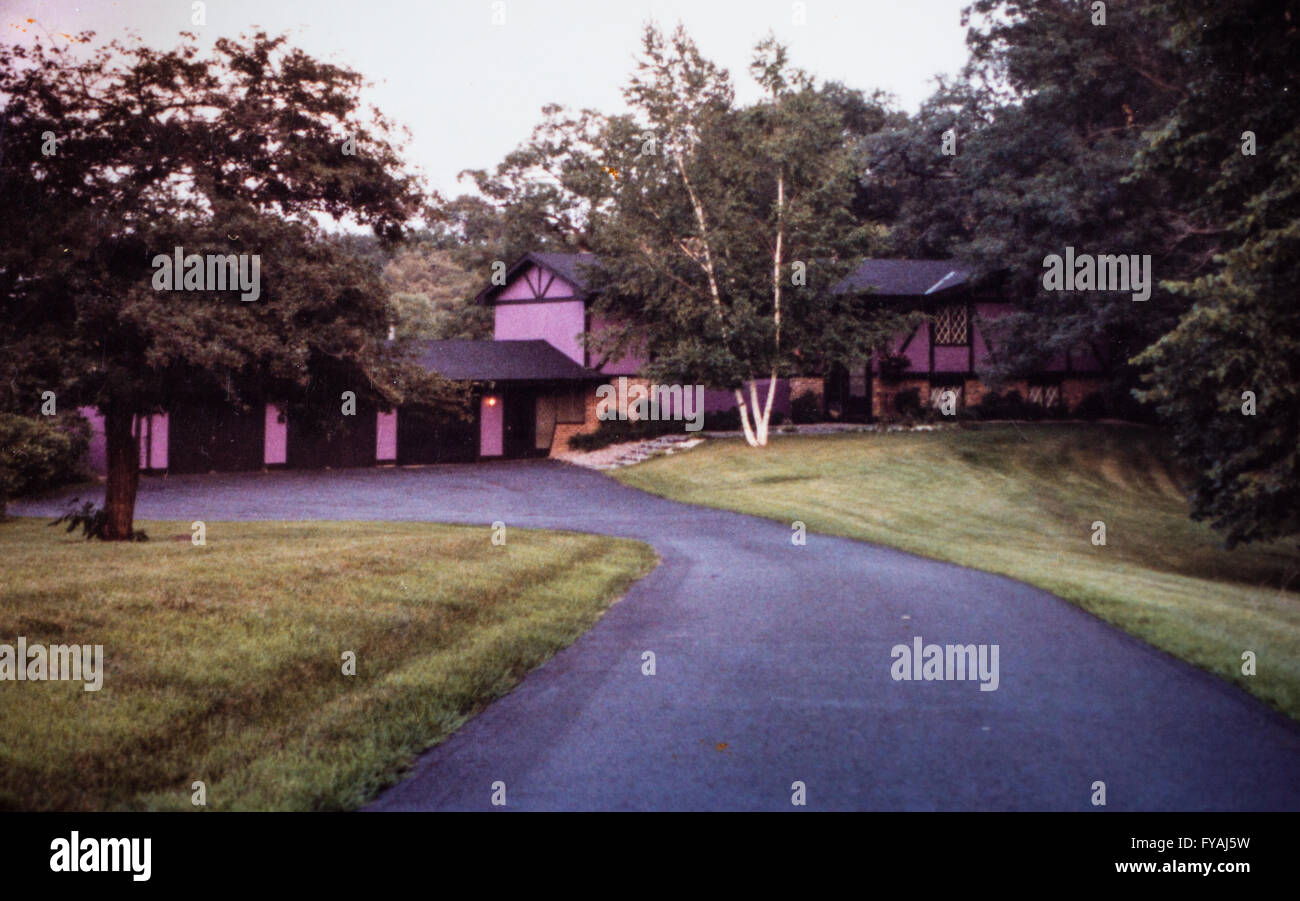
[{"x1": 410, "y1": 339, "x2": 599, "y2": 382}]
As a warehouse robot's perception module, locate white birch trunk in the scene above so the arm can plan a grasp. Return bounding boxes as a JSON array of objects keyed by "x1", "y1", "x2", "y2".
[{"x1": 734, "y1": 387, "x2": 759, "y2": 446}]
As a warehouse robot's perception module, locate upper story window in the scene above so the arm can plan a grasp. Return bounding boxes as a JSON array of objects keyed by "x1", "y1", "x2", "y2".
[{"x1": 933, "y1": 303, "x2": 969, "y2": 346}]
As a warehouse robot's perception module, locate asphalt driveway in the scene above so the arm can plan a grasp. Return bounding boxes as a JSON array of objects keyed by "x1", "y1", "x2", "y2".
[{"x1": 14, "y1": 461, "x2": 1300, "y2": 810}]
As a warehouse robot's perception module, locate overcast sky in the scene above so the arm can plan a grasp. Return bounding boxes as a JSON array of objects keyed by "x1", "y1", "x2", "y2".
[{"x1": 5, "y1": 0, "x2": 972, "y2": 199}]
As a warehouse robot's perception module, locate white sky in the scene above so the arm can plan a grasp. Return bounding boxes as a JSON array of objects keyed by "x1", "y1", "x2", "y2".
[{"x1": 4, "y1": 0, "x2": 972, "y2": 199}]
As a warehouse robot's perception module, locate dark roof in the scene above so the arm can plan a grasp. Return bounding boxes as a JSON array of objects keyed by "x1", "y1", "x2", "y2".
[
  {"x1": 834, "y1": 259, "x2": 972, "y2": 297},
  {"x1": 476, "y1": 252, "x2": 974, "y2": 304},
  {"x1": 526, "y1": 252, "x2": 599, "y2": 292},
  {"x1": 473, "y1": 252, "x2": 599, "y2": 304},
  {"x1": 410, "y1": 339, "x2": 597, "y2": 382}
]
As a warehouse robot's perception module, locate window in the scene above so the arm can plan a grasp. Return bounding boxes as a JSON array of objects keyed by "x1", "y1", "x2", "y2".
[
  {"x1": 929, "y1": 384, "x2": 964, "y2": 410},
  {"x1": 849, "y1": 368, "x2": 868, "y2": 398},
  {"x1": 555, "y1": 387, "x2": 587, "y2": 424},
  {"x1": 933, "y1": 304, "x2": 969, "y2": 345},
  {"x1": 1027, "y1": 383, "x2": 1061, "y2": 407}
]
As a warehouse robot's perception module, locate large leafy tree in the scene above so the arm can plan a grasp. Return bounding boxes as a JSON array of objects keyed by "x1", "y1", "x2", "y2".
[
  {"x1": 860, "y1": 0, "x2": 1197, "y2": 406},
  {"x1": 380, "y1": 234, "x2": 488, "y2": 340},
  {"x1": 0, "y1": 32, "x2": 457, "y2": 539},
  {"x1": 1132, "y1": 0, "x2": 1300, "y2": 546},
  {"x1": 586, "y1": 26, "x2": 915, "y2": 445}
]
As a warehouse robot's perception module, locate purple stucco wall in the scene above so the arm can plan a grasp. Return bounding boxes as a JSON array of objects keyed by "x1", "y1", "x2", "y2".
[
  {"x1": 264, "y1": 403, "x2": 287, "y2": 465},
  {"x1": 897, "y1": 323, "x2": 930, "y2": 373},
  {"x1": 589, "y1": 314, "x2": 644, "y2": 375},
  {"x1": 479, "y1": 395, "x2": 503, "y2": 457},
  {"x1": 376, "y1": 409, "x2": 397, "y2": 461},
  {"x1": 144, "y1": 413, "x2": 168, "y2": 470},
  {"x1": 494, "y1": 299, "x2": 586, "y2": 365},
  {"x1": 77, "y1": 407, "x2": 168, "y2": 473}
]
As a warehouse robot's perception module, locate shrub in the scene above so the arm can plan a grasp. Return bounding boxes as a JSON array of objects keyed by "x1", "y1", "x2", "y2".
[
  {"x1": 49, "y1": 498, "x2": 148, "y2": 542},
  {"x1": 1070, "y1": 388, "x2": 1155, "y2": 423},
  {"x1": 0, "y1": 412, "x2": 92, "y2": 519},
  {"x1": 703, "y1": 407, "x2": 742, "y2": 431},
  {"x1": 566, "y1": 416, "x2": 686, "y2": 451},
  {"x1": 1072, "y1": 391, "x2": 1109, "y2": 420},
  {"x1": 893, "y1": 387, "x2": 927, "y2": 419},
  {"x1": 878, "y1": 354, "x2": 911, "y2": 382},
  {"x1": 969, "y1": 390, "x2": 1073, "y2": 421},
  {"x1": 701, "y1": 407, "x2": 785, "y2": 431},
  {"x1": 969, "y1": 389, "x2": 1033, "y2": 421},
  {"x1": 791, "y1": 391, "x2": 822, "y2": 424}
]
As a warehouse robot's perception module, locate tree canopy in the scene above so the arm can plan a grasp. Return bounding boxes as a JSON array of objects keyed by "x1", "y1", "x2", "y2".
[{"x1": 0, "y1": 31, "x2": 460, "y2": 538}]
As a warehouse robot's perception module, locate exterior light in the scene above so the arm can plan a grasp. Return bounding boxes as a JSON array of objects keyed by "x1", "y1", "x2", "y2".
[{"x1": 485, "y1": 396, "x2": 498, "y2": 407}]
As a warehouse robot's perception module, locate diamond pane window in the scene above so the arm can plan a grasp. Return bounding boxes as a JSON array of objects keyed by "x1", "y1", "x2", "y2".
[
  {"x1": 929, "y1": 384, "x2": 963, "y2": 409},
  {"x1": 934, "y1": 304, "x2": 969, "y2": 345},
  {"x1": 1027, "y1": 384, "x2": 1061, "y2": 407}
]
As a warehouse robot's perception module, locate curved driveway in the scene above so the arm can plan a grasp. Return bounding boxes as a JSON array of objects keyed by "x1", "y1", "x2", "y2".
[{"x1": 15, "y1": 461, "x2": 1300, "y2": 810}]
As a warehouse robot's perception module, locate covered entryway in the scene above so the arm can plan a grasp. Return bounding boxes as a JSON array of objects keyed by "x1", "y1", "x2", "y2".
[
  {"x1": 409, "y1": 339, "x2": 600, "y2": 461},
  {"x1": 503, "y1": 387, "x2": 548, "y2": 458}
]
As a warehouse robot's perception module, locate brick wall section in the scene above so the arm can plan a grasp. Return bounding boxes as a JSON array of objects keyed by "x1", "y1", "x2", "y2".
[
  {"x1": 994, "y1": 377, "x2": 1104, "y2": 408},
  {"x1": 789, "y1": 377, "x2": 823, "y2": 401},
  {"x1": 872, "y1": 377, "x2": 931, "y2": 419},
  {"x1": 550, "y1": 384, "x2": 605, "y2": 456},
  {"x1": 1062, "y1": 377, "x2": 1103, "y2": 408}
]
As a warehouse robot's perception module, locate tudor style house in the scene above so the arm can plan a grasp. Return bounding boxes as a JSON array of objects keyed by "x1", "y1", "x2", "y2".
[
  {"x1": 827, "y1": 259, "x2": 1103, "y2": 421},
  {"x1": 78, "y1": 252, "x2": 1103, "y2": 474}
]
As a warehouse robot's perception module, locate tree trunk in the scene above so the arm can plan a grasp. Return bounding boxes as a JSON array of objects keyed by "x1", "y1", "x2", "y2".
[
  {"x1": 734, "y1": 387, "x2": 759, "y2": 446},
  {"x1": 735, "y1": 373, "x2": 780, "y2": 448},
  {"x1": 103, "y1": 409, "x2": 140, "y2": 541}
]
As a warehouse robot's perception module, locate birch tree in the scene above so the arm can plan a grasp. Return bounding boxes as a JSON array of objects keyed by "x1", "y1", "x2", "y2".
[{"x1": 587, "y1": 26, "x2": 914, "y2": 446}]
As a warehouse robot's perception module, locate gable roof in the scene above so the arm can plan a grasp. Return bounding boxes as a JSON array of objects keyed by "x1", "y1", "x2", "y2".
[
  {"x1": 475, "y1": 253, "x2": 975, "y2": 304},
  {"x1": 834, "y1": 259, "x2": 972, "y2": 297},
  {"x1": 410, "y1": 339, "x2": 598, "y2": 382},
  {"x1": 473, "y1": 252, "x2": 599, "y2": 304},
  {"x1": 526, "y1": 252, "x2": 598, "y2": 292}
]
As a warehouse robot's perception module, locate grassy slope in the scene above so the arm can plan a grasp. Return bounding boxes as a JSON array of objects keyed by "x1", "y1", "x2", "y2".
[
  {"x1": 0, "y1": 519, "x2": 656, "y2": 810},
  {"x1": 614, "y1": 423, "x2": 1300, "y2": 720}
]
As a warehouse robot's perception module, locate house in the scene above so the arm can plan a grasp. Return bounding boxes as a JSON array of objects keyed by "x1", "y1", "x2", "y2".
[
  {"x1": 77, "y1": 252, "x2": 1103, "y2": 474},
  {"x1": 829, "y1": 259, "x2": 1104, "y2": 421}
]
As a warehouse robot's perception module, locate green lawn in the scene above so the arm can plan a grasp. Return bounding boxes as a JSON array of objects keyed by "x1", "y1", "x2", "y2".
[
  {"x1": 0, "y1": 518, "x2": 656, "y2": 810},
  {"x1": 614, "y1": 423, "x2": 1300, "y2": 720}
]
